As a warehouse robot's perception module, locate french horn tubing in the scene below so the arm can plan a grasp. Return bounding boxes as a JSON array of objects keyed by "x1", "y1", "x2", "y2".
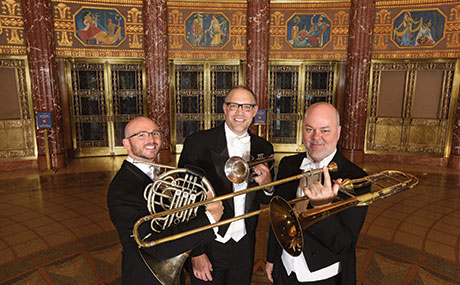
[
  {"x1": 134, "y1": 164, "x2": 215, "y2": 285},
  {"x1": 269, "y1": 170, "x2": 419, "y2": 257}
]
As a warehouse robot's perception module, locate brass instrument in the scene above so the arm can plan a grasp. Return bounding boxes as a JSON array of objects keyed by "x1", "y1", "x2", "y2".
[
  {"x1": 224, "y1": 154, "x2": 275, "y2": 183},
  {"x1": 269, "y1": 170, "x2": 419, "y2": 257},
  {"x1": 133, "y1": 162, "x2": 338, "y2": 248},
  {"x1": 134, "y1": 164, "x2": 215, "y2": 285}
]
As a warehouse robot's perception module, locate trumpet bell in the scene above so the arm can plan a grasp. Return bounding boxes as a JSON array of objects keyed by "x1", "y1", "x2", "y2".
[
  {"x1": 269, "y1": 196, "x2": 303, "y2": 257},
  {"x1": 224, "y1": 156, "x2": 249, "y2": 184}
]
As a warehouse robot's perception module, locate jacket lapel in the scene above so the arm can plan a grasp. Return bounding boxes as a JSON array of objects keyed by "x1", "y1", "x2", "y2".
[{"x1": 210, "y1": 124, "x2": 234, "y2": 211}]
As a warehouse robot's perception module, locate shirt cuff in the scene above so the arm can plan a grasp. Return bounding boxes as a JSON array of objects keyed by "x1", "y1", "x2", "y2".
[
  {"x1": 204, "y1": 210, "x2": 219, "y2": 236},
  {"x1": 264, "y1": 186, "x2": 275, "y2": 196}
]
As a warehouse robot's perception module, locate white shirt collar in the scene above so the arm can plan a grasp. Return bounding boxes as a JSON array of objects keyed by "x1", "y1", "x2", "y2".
[{"x1": 126, "y1": 156, "x2": 156, "y2": 180}]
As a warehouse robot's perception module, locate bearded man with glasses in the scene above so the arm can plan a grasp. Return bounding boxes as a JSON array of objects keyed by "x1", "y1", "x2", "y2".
[
  {"x1": 179, "y1": 86, "x2": 275, "y2": 284},
  {"x1": 108, "y1": 116, "x2": 224, "y2": 284}
]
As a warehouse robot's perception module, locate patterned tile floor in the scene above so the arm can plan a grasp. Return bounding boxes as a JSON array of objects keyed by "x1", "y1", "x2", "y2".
[{"x1": 0, "y1": 157, "x2": 459, "y2": 284}]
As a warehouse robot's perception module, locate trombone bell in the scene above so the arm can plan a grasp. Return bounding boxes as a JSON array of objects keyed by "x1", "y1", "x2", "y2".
[{"x1": 270, "y1": 196, "x2": 303, "y2": 257}]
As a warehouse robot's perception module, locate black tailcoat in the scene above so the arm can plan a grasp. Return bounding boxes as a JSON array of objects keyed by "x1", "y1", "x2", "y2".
[
  {"x1": 108, "y1": 161, "x2": 215, "y2": 284},
  {"x1": 178, "y1": 123, "x2": 274, "y2": 267},
  {"x1": 267, "y1": 151, "x2": 368, "y2": 284}
]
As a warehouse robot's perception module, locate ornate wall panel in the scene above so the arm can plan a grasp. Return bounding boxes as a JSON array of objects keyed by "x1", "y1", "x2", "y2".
[
  {"x1": 0, "y1": 57, "x2": 36, "y2": 160},
  {"x1": 0, "y1": 0, "x2": 26, "y2": 55},
  {"x1": 52, "y1": 0, "x2": 144, "y2": 58},
  {"x1": 374, "y1": 0, "x2": 460, "y2": 59},
  {"x1": 269, "y1": 2, "x2": 350, "y2": 60},
  {"x1": 366, "y1": 60, "x2": 457, "y2": 157},
  {"x1": 167, "y1": 1, "x2": 247, "y2": 59}
]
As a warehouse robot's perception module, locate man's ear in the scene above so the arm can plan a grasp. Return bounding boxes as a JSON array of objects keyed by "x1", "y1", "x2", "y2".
[
  {"x1": 252, "y1": 105, "x2": 259, "y2": 117},
  {"x1": 122, "y1": 138, "x2": 131, "y2": 151}
]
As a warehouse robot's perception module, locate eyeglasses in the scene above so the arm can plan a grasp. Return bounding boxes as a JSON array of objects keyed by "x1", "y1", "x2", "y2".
[
  {"x1": 225, "y1": 102, "x2": 256, "y2": 112},
  {"x1": 126, "y1": 131, "x2": 162, "y2": 139}
]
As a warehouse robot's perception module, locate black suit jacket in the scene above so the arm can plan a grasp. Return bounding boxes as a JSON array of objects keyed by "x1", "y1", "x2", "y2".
[
  {"x1": 178, "y1": 123, "x2": 274, "y2": 256},
  {"x1": 266, "y1": 151, "x2": 368, "y2": 284},
  {"x1": 107, "y1": 161, "x2": 215, "y2": 284}
]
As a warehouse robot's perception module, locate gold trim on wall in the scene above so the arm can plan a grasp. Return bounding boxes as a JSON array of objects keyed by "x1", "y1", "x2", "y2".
[
  {"x1": 0, "y1": 56, "x2": 37, "y2": 161},
  {"x1": 365, "y1": 59, "x2": 458, "y2": 157}
]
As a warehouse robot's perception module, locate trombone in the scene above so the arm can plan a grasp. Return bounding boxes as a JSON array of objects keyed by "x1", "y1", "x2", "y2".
[
  {"x1": 270, "y1": 170, "x2": 419, "y2": 256},
  {"x1": 133, "y1": 162, "x2": 338, "y2": 248}
]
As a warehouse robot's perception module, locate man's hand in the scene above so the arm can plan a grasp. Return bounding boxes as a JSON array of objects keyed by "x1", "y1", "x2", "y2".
[
  {"x1": 265, "y1": 262, "x2": 274, "y2": 282},
  {"x1": 304, "y1": 166, "x2": 341, "y2": 208},
  {"x1": 252, "y1": 163, "x2": 272, "y2": 190},
  {"x1": 192, "y1": 254, "x2": 213, "y2": 281},
  {"x1": 205, "y1": 190, "x2": 223, "y2": 222}
]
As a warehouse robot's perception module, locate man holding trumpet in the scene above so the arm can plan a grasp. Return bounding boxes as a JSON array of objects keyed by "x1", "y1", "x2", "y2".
[
  {"x1": 265, "y1": 102, "x2": 369, "y2": 284},
  {"x1": 107, "y1": 116, "x2": 224, "y2": 284},
  {"x1": 179, "y1": 86, "x2": 274, "y2": 284}
]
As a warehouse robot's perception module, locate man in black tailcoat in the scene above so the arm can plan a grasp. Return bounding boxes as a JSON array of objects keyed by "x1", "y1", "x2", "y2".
[
  {"x1": 179, "y1": 86, "x2": 274, "y2": 284},
  {"x1": 108, "y1": 116, "x2": 223, "y2": 284},
  {"x1": 266, "y1": 102, "x2": 369, "y2": 285}
]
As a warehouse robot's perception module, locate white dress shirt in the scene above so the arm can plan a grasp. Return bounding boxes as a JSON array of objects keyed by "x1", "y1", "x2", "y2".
[
  {"x1": 126, "y1": 156, "x2": 157, "y2": 180},
  {"x1": 209, "y1": 123, "x2": 251, "y2": 243},
  {"x1": 281, "y1": 149, "x2": 341, "y2": 282}
]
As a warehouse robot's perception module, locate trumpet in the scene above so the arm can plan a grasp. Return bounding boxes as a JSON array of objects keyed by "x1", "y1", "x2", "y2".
[{"x1": 224, "y1": 154, "x2": 275, "y2": 183}]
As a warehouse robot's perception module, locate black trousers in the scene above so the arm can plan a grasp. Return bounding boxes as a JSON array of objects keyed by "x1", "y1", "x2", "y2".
[
  {"x1": 273, "y1": 261, "x2": 342, "y2": 285},
  {"x1": 189, "y1": 234, "x2": 255, "y2": 285}
]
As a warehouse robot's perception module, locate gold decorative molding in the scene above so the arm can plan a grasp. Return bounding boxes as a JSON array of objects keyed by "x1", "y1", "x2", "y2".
[
  {"x1": 374, "y1": 9, "x2": 392, "y2": 49},
  {"x1": 168, "y1": 10, "x2": 183, "y2": 49},
  {"x1": 231, "y1": 11, "x2": 245, "y2": 50},
  {"x1": 332, "y1": 10, "x2": 348, "y2": 50},
  {"x1": 0, "y1": 0, "x2": 24, "y2": 45},
  {"x1": 127, "y1": 8, "x2": 143, "y2": 49},
  {"x1": 446, "y1": 5, "x2": 460, "y2": 48},
  {"x1": 270, "y1": 11, "x2": 285, "y2": 50},
  {"x1": 56, "y1": 47, "x2": 144, "y2": 57},
  {"x1": 54, "y1": 3, "x2": 73, "y2": 46},
  {"x1": 51, "y1": 0, "x2": 142, "y2": 8}
]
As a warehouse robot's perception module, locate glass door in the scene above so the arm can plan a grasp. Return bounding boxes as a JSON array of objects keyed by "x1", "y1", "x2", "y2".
[
  {"x1": 268, "y1": 61, "x2": 337, "y2": 152},
  {"x1": 171, "y1": 60, "x2": 244, "y2": 153},
  {"x1": 67, "y1": 59, "x2": 145, "y2": 156}
]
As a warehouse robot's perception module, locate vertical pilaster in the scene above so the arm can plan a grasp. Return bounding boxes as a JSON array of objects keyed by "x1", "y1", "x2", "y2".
[
  {"x1": 340, "y1": 0, "x2": 375, "y2": 163},
  {"x1": 143, "y1": 0, "x2": 171, "y2": 162},
  {"x1": 22, "y1": 0, "x2": 66, "y2": 170},
  {"x1": 246, "y1": 0, "x2": 270, "y2": 137}
]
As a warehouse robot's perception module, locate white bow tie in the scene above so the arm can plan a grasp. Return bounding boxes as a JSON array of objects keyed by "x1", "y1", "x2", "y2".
[
  {"x1": 232, "y1": 135, "x2": 250, "y2": 147},
  {"x1": 300, "y1": 157, "x2": 318, "y2": 172}
]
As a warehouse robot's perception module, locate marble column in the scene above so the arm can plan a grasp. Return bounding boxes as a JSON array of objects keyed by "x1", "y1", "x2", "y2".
[
  {"x1": 340, "y1": 0, "x2": 375, "y2": 163},
  {"x1": 143, "y1": 0, "x2": 171, "y2": 163},
  {"x1": 448, "y1": 94, "x2": 460, "y2": 169},
  {"x1": 22, "y1": 0, "x2": 66, "y2": 170},
  {"x1": 246, "y1": 0, "x2": 270, "y2": 137}
]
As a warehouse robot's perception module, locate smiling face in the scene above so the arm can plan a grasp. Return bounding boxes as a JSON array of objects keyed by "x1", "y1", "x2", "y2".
[
  {"x1": 223, "y1": 87, "x2": 258, "y2": 136},
  {"x1": 302, "y1": 103, "x2": 341, "y2": 162},
  {"x1": 122, "y1": 117, "x2": 161, "y2": 163}
]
